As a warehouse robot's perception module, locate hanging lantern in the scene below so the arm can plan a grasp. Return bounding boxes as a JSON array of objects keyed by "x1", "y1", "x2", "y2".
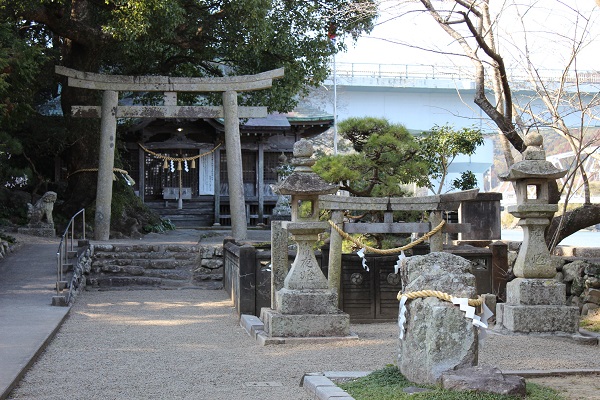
[
  {"x1": 191, "y1": 159, "x2": 196, "y2": 169},
  {"x1": 163, "y1": 159, "x2": 168, "y2": 169}
]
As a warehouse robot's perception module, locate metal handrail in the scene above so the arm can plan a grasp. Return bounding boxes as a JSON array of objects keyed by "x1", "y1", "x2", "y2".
[{"x1": 55, "y1": 209, "x2": 86, "y2": 299}]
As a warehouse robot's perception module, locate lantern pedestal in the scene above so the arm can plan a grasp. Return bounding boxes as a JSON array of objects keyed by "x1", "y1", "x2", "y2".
[
  {"x1": 258, "y1": 139, "x2": 354, "y2": 344},
  {"x1": 495, "y1": 133, "x2": 579, "y2": 335}
]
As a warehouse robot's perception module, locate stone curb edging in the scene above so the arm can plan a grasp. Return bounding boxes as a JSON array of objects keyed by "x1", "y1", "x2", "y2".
[
  {"x1": 1, "y1": 307, "x2": 71, "y2": 400},
  {"x1": 299, "y1": 368, "x2": 600, "y2": 400},
  {"x1": 301, "y1": 372, "x2": 370, "y2": 400},
  {"x1": 502, "y1": 368, "x2": 600, "y2": 377},
  {"x1": 239, "y1": 314, "x2": 359, "y2": 346}
]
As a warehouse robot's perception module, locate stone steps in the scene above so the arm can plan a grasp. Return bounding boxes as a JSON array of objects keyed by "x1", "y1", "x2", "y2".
[{"x1": 88, "y1": 242, "x2": 224, "y2": 289}]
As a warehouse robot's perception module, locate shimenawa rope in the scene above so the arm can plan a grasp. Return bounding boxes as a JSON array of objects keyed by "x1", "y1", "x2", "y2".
[
  {"x1": 397, "y1": 289, "x2": 483, "y2": 307},
  {"x1": 327, "y1": 219, "x2": 446, "y2": 254}
]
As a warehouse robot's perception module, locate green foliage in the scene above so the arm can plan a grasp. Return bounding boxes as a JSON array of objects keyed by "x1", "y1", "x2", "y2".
[
  {"x1": 314, "y1": 118, "x2": 429, "y2": 197},
  {"x1": 339, "y1": 365, "x2": 566, "y2": 400},
  {"x1": 0, "y1": 1, "x2": 377, "y2": 231},
  {"x1": 143, "y1": 218, "x2": 176, "y2": 234},
  {"x1": 452, "y1": 171, "x2": 478, "y2": 191},
  {"x1": 580, "y1": 310, "x2": 600, "y2": 332},
  {"x1": 0, "y1": 232, "x2": 16, "y2": 243},
  {"x1": 417, "y1": 124, "x2": 484, "y2": 194},
  {"x1": 11, "y1": 0, "x2": 377, "y2": 112},
  {"x1": 0, "y1": 22, "x2": 48, "y2": 186},
  {"x1": 0, "y1": 187, "x2": 29, "y2": 225}
]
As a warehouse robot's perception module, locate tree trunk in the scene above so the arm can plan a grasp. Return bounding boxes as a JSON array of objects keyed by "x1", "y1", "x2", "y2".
[{"x1": 547, "y1": 204, "x2": 600, "y2": 247}]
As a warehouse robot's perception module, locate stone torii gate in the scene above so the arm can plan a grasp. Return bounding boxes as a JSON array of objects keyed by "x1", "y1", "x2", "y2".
[{"x1": 55, "y1": 66, "x2": 284, "y2": 241}]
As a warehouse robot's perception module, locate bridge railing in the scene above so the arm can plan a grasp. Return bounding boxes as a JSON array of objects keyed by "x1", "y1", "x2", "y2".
[{"x1": 333, "y1": 62, "x2": 600, "y2": 85}]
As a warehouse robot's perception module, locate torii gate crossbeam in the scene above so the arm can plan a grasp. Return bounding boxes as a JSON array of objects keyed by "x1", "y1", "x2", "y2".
[{"x1": 56, "y1": 66, "x2": 284, "y2": 241}]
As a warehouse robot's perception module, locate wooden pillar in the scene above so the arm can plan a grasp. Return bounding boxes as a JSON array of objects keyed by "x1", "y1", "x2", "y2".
[
  {"x1": 138, "y1": 146, "x2": 145, "y2": 202},
  {"x1": 95, "y1": 90, "x2": 118, "y2": 240},
  {"x1": 213, "y1": 149, "x2": 221, "y2": 225},
  {"x1": 429, "y1": 210, "x2": 444, "y2": 252},
  {"x1": 258, "y1": 143, "x2": 264, "y2": 223},
  {"x1": 328, "y1": 210, "x2": 344, "y2": 307},
  {"x1": 223, "y1": 90, "x2": 247, "y2": 240}
]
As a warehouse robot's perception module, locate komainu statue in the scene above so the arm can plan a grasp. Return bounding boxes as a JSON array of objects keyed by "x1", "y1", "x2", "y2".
[{"x1": 27, "y1": 191, "x2": 57, "y2": 227}]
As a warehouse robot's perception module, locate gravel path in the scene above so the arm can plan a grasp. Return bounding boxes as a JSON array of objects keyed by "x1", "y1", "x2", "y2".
[{"x1": 7, "y1": 288, "x2": 600, "y2": 400}]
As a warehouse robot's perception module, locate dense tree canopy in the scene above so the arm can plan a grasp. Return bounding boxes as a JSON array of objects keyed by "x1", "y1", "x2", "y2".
[
  {"x1": 0, "y1": 0, "x2": 377, "y2": 232},
  {"x1": 2, "y1": 0, "x2": 376, "y2": 111}
]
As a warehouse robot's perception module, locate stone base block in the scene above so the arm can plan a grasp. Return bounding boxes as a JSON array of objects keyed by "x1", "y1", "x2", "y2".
[
  {"x1": 51, "y1": 295, "x2": 68, "y2": 306},
  {"x1": 260, "y1": 308, "x2": 350, "y2": 338},
  {"x1": 441, "y1": 367, "x2": 526, "y2": 397},
  {"x1": 500, "y1": 304, "x2": 579, "y2": 333},
  {"x1": 276, "y1": 288, "x2": 339, "y2": 314},
  {"x1": 18, "y1": 227, "x2": 56, "y2": 237},
  {"x1": 506, "y1": 278, "x2": 566, "y2": 306}
]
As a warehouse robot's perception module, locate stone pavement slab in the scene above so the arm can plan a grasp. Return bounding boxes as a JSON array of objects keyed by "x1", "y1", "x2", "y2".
[{"x1": 0, "y1": 241, "x2": 69, "y2": 400}]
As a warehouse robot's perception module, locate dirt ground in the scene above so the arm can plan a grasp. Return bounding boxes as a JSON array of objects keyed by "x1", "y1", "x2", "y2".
[
  {"x1": 5, "y1": 231, "x2": 600, "y2": 399},
  {"x1": 528, "y1": 375, "x2": 600, "y2": 399}
]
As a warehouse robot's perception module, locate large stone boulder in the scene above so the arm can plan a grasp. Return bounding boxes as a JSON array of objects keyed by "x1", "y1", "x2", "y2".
[
  {"x1": 441, "y1": 367, "x2": 526, "y2": 398},
  {"x1": 398, "y1": 252, "x2": 478, "y2": 384}
]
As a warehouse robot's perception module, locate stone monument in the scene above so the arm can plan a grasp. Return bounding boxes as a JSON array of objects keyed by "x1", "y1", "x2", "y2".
[
  {"x1": 260, "y1": 139, "x2": 353, "y2": 341},
  {"x1": 397, "y1": 252, "x2": 479, "y2": 384},
  {"x1": 397, "y1": 252, "x2": 525, "y2": 395},
  {"x1": 18, "y1": 191, "x2": 57, "y2": 237},
  {"x1": 495, "y1": 133, "x2": 579, "y2": 334}
]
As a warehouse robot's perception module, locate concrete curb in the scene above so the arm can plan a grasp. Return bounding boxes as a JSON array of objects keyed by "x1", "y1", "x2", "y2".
[
  {"x1": 301, "y1": 372, "x2": 371, "y2": 400},
  {"x1": 1, "y1": 307, "x2": 71, "y2": 400}
]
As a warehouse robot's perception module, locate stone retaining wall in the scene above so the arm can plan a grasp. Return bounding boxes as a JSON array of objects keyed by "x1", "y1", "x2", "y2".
[
  {"x1": 66, "y1": 247, "x2": 93, "y2": 304},
  {"x1": 505, "y1": 242, "x2": 600, "y2": 315},
  {"x1": 87, "y1": 243, "x2": 224, "y2": 289}
]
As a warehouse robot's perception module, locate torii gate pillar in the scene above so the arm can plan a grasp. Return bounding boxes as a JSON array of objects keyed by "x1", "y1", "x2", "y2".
[
  {"x1": 223, "y1": 90, "x2": 246, "y2": 240},
  {"x1": 95, "y1": 90, "x2": 118, "y2": 240}
]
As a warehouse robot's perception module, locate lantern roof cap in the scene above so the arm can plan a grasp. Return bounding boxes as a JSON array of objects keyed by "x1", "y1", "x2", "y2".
[{"x1": 273, "y1": 139, "x2": 338, "y2": 196}]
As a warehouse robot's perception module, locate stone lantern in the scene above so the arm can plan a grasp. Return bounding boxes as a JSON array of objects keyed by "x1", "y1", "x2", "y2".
[
  {"x1": 496, "y1": 133, "x2": 579, "y2": 334},
  {"x1": 260, "y1": 139, "x2": 353, "y2": 341},
  {"x1": 500, "y1": 133, "x2": 567, "y2": 278}
]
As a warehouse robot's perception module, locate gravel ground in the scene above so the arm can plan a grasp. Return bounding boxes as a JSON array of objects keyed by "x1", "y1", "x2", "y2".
[{"x1": 7, "y1": 288, "x2": 600, "y2": 400}]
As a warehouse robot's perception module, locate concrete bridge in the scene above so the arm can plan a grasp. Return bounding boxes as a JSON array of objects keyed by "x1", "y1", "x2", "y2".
[{"x1": 312, "y1": 62, "x2": 600, "y2": 194}]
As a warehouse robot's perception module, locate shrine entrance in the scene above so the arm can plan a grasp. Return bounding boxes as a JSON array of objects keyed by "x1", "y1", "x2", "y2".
[{"x1": 56, "y1": 66, "x2": 284, "y2": 240}]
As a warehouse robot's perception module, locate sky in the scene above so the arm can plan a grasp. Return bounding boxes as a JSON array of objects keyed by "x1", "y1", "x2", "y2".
[{"x1": 335, "y1": 0, "x2": 600, "y2": 72}]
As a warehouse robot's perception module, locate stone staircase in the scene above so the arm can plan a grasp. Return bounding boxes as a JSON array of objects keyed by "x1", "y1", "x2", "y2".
[{"x1": 88, "y1": 243, "x2": 224, "y2": 289}]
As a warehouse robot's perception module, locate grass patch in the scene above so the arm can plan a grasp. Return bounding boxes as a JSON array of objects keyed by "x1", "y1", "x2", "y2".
[
  {"x1": 338, "y1": 365, "x2": 566, "y2": 400},
  {"x1": 580, "y1": 309, "x2": 600, "y2": 332}
]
